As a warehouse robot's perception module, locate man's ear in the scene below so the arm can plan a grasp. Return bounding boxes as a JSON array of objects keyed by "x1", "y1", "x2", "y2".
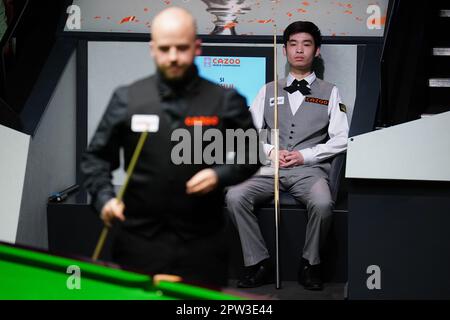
[
  {"x1": 282, "y1": 45, "x2": 287, "y2": 57},
  {"x1": 315, "y1": 46, "x2": 321, "y2": 57},
  {"x1": 195, "y1": 38, "x2": 202, "y2": 56}
]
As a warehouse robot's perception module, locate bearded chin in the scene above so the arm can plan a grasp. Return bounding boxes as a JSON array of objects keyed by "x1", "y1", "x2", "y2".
[
  {"x1": 159, "y1": 67, "x2": 182, "y2": 82},
  {"x1": 159, "y1": 64, "x2": 195, "y2": 85}
]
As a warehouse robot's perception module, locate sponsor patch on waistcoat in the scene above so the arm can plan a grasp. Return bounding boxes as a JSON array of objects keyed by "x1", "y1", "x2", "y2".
[
  {"x1": 305, "y1": 97, "x2": 329, "y2": 106},
  {"x1": 269, "y1": 97, "x2": 285, "y2": 106},
  {"x1": 184, "y1": 116, "x2": 219, "y2": 126}
]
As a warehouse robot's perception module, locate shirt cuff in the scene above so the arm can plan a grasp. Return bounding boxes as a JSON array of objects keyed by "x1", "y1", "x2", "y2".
[
  {"x1": 263, "y1": 144, "x2": 275, "y2": 157},
  {"x1": 93, "y1": 190, "x2": 115, "y2": 214},
  {"x1": 298, "y1": 148, "x2": 315, "y2": 165},
  {"x1": 211, "y1": 165, "x2": 232, "y2": 188}
]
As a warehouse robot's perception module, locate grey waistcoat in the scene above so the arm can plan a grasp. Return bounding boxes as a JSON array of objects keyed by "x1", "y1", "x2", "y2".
[{"x1": 262, "y1": 77, "x2": 334, "y2": 177}]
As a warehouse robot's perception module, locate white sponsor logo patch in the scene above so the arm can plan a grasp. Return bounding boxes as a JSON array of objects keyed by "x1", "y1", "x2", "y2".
[
  {"x1": 131, "y1": 115, "x2": 159, "y2": 132},
  {"x1": 269, "y1": 97, "x2": 285, "y2": 106}
]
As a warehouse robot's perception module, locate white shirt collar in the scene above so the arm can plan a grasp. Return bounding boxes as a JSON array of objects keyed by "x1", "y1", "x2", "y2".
[{"x1": 286, "y1": 72, "x2": 316, "y2": 87}]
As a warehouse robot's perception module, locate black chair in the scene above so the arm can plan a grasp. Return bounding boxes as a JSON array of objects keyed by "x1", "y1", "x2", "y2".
[
  {"x1": 226, "y1": 152, "x2": 348, "y2": 282},
  {"x1": 256, "y1": 152, "x2": 348, "y2": 282},
  {"x1": 328, "y1": 152, "x2": 347, "y2": 204}
]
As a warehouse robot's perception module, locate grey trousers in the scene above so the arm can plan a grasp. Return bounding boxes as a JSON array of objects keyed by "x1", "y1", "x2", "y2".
[{"x1": 226, "y1": 171, "x2": 334, "y2": 266}]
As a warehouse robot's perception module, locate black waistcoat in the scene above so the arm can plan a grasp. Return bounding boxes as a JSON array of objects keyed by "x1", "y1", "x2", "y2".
[{"x1": 120, "y1": 73, "x2": 228, "y2": 240}]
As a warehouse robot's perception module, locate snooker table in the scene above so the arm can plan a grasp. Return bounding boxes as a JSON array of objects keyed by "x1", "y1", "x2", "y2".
[{"x1": 0, "y1": 242, "x2": 242, "y2": 300}]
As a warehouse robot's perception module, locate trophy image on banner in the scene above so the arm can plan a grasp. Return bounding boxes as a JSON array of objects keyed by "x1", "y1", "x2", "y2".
[{"x1": 201, "y1": 0, "x2": 252, "y2": 35}]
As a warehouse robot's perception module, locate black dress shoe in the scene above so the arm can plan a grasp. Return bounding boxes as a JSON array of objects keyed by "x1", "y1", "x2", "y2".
[
  {"x1": 298, "y1": 263, "x2": 323, "y2": 291},
  {"x1": 237, "y1": 260, "x2": 274, "y2": 288}
]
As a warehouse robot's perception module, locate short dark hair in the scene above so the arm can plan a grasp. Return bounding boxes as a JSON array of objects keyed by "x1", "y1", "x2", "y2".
[{"x1": 283, "y1": 21, "x2": 322, "y2": 49}]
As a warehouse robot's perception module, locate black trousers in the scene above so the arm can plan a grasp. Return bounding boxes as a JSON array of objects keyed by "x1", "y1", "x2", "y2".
[{"x1": 111, "y1": 226, "x2": 229, "y2": 287}]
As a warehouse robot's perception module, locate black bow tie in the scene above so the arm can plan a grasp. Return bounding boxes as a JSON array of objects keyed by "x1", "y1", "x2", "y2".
[{"x1": 283, "y1": 79, "x2": 311, "y2": 95}]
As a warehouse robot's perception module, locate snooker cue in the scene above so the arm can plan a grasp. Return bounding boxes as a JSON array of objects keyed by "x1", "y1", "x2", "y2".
[
  {"x1": 92, "y1": 131, "x2": 149, "y2": 261},
  {"x1": 273, "y1": 25, "x2": 281, "y2": 289}
]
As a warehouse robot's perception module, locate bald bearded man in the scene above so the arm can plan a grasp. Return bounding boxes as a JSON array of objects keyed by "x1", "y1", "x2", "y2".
[{"x1": 81, "y1": 7, "x2": 260, "y2": 287}]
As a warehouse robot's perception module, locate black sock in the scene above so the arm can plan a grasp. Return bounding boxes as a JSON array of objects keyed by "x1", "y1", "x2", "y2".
[
  {"x1": 262, "y1": 258, "x2": 274, "y2": 270},
  {"x1": 301, "y1": 258, "x2": 311, "y2": 268}
]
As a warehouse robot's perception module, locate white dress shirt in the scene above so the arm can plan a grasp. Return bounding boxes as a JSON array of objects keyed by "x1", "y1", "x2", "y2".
[{"x1": 249, "y1": 72, "x2": 349, "y2": 165}]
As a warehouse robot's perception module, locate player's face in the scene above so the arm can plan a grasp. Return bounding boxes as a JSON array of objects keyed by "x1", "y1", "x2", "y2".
[
  {"x1": 151, "y1": 27, "x2": 201, "y2": 81},
  {"x1": 283, "y1": 32, "x2": 320, "y2": 72}
]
